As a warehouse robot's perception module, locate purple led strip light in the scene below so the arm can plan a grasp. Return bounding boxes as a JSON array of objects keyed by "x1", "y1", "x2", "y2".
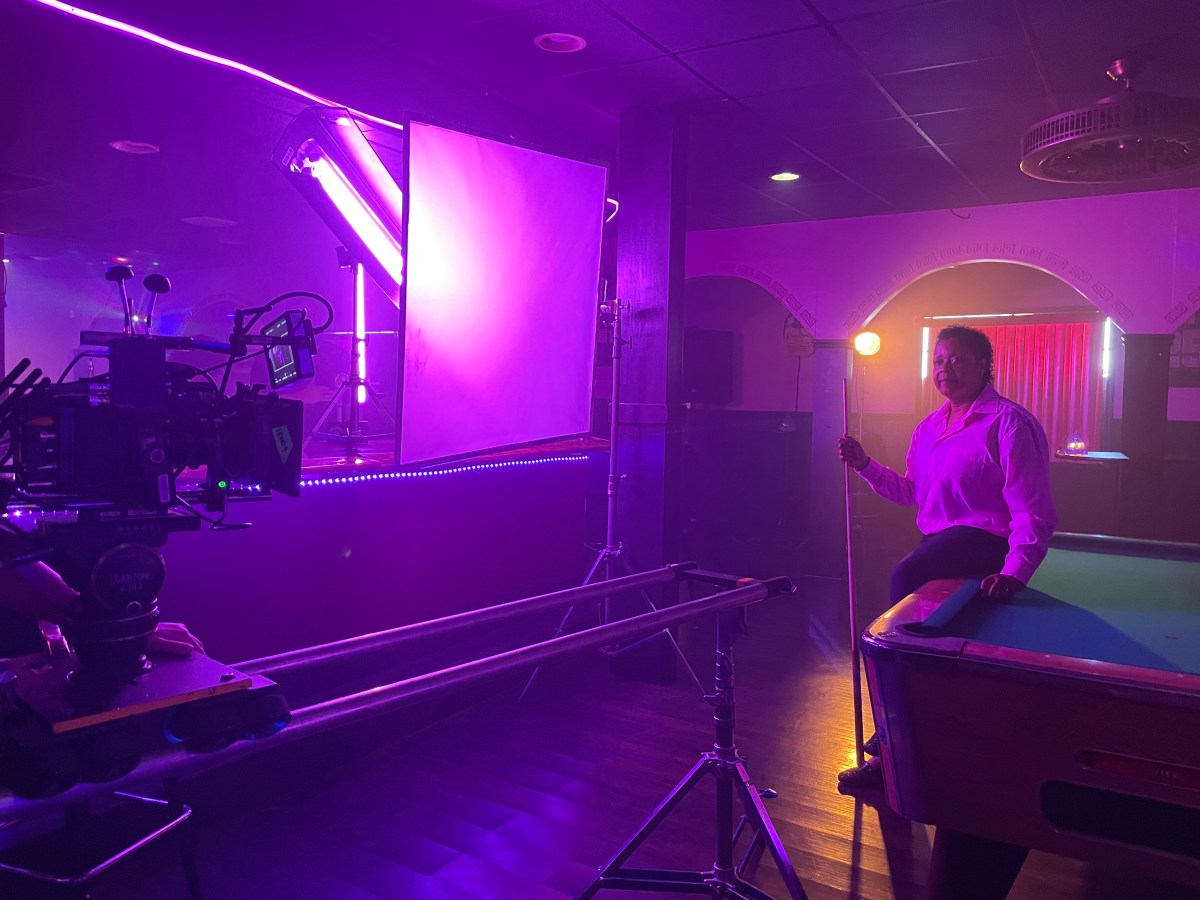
[
  {"x1": 31, "y1": 1, "x2": 406, "y2": 133},
  {"x1": 300, "y1": 454, "x2": 590, "y2": 488}
]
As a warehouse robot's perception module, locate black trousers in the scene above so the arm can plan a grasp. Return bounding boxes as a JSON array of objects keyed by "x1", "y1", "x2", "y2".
[
  {"x1": 890, "y1": 525, "x2": 1009, "y2": 604},
  {"x1": 887, "y1": 526, "x2": 1028, "y2": 899},
  {"x1": 927, "y1": 828, "x2": 1029, "y2": 900}
]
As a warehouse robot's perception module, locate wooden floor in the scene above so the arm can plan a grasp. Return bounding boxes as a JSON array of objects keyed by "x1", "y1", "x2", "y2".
[{"x1": 28, "y1": 587, "x2": 1200, "y2": 899}]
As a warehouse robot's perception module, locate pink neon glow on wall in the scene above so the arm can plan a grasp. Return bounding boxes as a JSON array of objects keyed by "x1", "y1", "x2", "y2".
[{"x1": 401, "y1": 123, "x2": 606, "y2": 464}]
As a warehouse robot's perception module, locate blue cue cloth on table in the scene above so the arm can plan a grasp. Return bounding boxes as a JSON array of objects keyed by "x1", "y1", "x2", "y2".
[{"x1": 908, "y1": 579, "x2": 1180, "y2": 673}]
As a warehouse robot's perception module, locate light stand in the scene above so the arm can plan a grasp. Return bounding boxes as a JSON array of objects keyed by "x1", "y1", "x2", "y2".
[
  {"x1": 303, "y1": 252, "x2": 396, "y2": 463},
  {"x1": 520, "y1": 298, "x2": 704, "y2": 700},
  {"x1": 845, "y1": 331, "x2": 880, "y2": 766},
  {"x1": 579, "y1": 607, "x2": 809, "y2": 900}
]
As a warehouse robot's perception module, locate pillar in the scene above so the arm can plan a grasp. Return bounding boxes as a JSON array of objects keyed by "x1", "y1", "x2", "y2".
[
  {"x1": 1118, "y1": 332, "x2": 1173, "y2": 538},
  {"x1": 807, "y1": 339, "x2": 854, "y2": 578}
]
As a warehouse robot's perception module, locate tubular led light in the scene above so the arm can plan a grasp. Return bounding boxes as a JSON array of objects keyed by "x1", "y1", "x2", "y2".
[
  {"x1": 927, "y1": 312, "x2": 1035, "y2": 320},
  {"x1": 921, "y1": 326, "x2": 930, "y2": 380},
  {"x1": 1103, "y1": 317, "x2": 1112, "y2": 379},
  {"x1": 355, "y1": 263, "x2": 367, "y2": 404},
  {"x1": 305, "y1": 154, "x2": 405, "y2": 287}
]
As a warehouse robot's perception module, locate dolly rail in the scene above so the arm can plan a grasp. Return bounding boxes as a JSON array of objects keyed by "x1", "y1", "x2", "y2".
[
  {"x1": 286, "y1": 577, "x2": 785, "y2": 735},
  {"x1": 2, "y1": 572, "x2": 791, "y2": 818},
  {"x1": 236, "y1": 562, "x2": 697, "y2": 676}
]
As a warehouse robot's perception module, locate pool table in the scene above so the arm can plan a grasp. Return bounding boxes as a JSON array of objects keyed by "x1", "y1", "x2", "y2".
[{"x1": 861, "y1": 532, "x2": 1200, "y2": 886}]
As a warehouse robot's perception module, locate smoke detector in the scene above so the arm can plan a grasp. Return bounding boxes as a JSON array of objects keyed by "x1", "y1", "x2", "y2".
[{"x1": 1020, "y1": 59, "x2": 1200, "y2": 183}]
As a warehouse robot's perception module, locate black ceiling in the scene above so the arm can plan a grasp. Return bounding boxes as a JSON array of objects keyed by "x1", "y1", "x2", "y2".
[{"x1": 3, "y1": 0, "x2": 1200, "y2": 270}]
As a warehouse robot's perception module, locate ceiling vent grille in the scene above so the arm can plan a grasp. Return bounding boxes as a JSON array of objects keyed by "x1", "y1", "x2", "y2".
[{"x1": 1020, "y1": 61, "x2": 1200, "y2": 183}]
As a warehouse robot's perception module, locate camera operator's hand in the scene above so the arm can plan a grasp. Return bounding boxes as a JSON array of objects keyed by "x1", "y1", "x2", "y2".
[
  {"x1": 0, "y1": 559, "x2": 79, "y2": 622},
  {"x1": 38, "y1": 620, "x2": 72, "y2": 659},
  {"x1": 147, "y1": 621, "x2": 206, "y2": 658}
]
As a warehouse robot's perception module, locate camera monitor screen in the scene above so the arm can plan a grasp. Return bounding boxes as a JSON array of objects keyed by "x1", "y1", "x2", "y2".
[{"x1": 262, "y1": 310, "x2": 315, "y2": 389}]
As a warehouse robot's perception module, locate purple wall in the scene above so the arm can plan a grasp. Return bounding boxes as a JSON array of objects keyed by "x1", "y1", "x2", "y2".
[
  {"x1": 158, "y1": 459, "x2": 596, "y2": 663},
  {"x1": 686, "y1": 188, "x2": 1200, "y2": 423},
  {"x1": 683, "y1": 275, "x2": 814, "y2": 412}
]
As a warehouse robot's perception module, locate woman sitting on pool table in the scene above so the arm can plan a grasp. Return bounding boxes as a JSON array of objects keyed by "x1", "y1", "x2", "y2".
[
  {"x1": 838, "y1": 324, "x2": 1058, "y2": 785},
  {"x1": 838, "y1": 325, "x2": 1058, "y2": 899}
]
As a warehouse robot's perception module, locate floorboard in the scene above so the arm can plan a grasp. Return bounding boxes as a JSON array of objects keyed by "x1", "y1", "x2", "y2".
[{"x1": 16, "y1": 578, "x2": 1200, "y2": 900}]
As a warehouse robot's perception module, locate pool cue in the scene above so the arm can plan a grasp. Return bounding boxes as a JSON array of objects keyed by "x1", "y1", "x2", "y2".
[{"x1": 843, "y1": 377, "x2": 866, "y2": 767}]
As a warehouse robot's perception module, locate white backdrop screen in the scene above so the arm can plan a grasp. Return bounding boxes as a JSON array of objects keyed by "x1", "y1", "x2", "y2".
[{"x1": 401, "y1": 122, "x2": 606, "y2": 465}]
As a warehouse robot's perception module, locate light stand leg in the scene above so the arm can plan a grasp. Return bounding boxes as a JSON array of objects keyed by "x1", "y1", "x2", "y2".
[
  {"x1": 517, "y1": 548, "x2": 616, "y2": 702},
  {"x1": 520, "y1": 299, "x2": 704, "y2": 701},
  {"x1": 577, "y1": 758, "x2": 713, "y2": 898},
  {"x1": 578, "y1": 609, "x2": 809, "y2": 900}
]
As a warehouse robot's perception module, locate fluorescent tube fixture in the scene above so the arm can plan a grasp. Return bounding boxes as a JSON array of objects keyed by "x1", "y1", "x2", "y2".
[
  {"x1": 273, "y1": 107, "x2": 406, "y2": 295},
  {"x1": 355, "y1": 263, "x2": 368, "y2": 404},
  {"x1": 926, "y1": 312, "x2": 1035, "y2": 320},
  {"x1": 1102, "y1": 317, "x2": 1113, "y2": 379}
]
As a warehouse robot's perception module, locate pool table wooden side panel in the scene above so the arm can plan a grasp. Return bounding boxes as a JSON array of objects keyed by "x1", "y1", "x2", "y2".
[{"x1": 863, "y1": 627, "x2": 1200, "y2": 887}]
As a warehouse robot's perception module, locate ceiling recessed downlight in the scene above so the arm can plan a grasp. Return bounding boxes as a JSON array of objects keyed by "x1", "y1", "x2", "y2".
[
  {"x1": 534, "y1": 33, "x2": 586, "y2": 53},
  {"x1": 108, "y1": 139, "x2": 160, "y2": 155},
  {"x1": 771, "y1": 171, "x2": 801, "y2": 182}
]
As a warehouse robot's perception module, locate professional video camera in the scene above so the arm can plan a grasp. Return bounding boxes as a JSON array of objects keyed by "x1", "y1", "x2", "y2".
[{"x1": 0, "y1": 268, "x2": 328, "y2": 798}]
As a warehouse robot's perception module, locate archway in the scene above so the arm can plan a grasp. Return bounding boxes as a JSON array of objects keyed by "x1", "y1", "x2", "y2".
[
  {"x1": 856, "y1": 261, "x2": 1105, "y2": 436},
  {"x1": 848, "y1": 261, "x2": 1116, "y2": 609}
]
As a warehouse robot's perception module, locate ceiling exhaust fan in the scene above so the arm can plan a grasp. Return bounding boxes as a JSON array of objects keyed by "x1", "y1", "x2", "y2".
[{"x1": 1020, "y1": 58, "x2": 1200, "y2": 183}]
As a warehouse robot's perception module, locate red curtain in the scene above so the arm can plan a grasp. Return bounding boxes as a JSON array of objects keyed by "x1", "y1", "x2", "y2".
[{"x1": 924, "y1": 323, "x2": 1105, "y2": 455}]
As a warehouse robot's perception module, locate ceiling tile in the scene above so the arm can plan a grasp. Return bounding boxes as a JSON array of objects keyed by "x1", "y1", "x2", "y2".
[
  {"x1": 809, "y1": 0, "x2": 943, "y2": 21},
  {"x1": 491, "y1": 78, "x2": 618, "y2": 146},
  {"x1": 1018, "y1": 9, "x2": 1192, "y2": 114},
  {"x1": 782, "y1": 180, "x2": 893, "y2": 219},
  {"x1": 687, "y1": 105, "x2": 843, "y2": 187},
  {"x1": 1026, "y1": 0, "x2": 1200, "y2": 114},
  {"x1": 11, "y1": 0, "x2": 1200, "y2": 252},
  {"x1": 292, "y1": 0, "x2": 551, "y2": 43},
  {"x1": 941, "y1": 138, "x2": 1090, "y2": 206},
  {"x1": 389, "y1": 0, "x2": 663, "y2": 88},
  {"x1": 1024, "y1": 0, "x2": 1200, "y2": 78},
  {"x1": 880, "y1": 54, "x2": 1046, "y2": 115},
  {"x1": 913, "y1": 101, "x2": 1053, "y2": 146},
  {"x1": 599, "y1": 0, "x2": 814, "y2": 53},
  {"x1": 680, "y1": 27, "x2": 863, "y2": 98},
  {"x1": 833, "y1": 0, "x2": 1027, "y2": 75},
  {"x1": 740, "y1": 76, "x2": 901, "y2": 129},
  {"x1": 548, "y1": 56, "x2": 721, "y2": 115},
  {"x1": 834, "y1": 145, "x2": 986, "y2": 209},
  {"x1": 687, "y1": 181, "x2": 813, "y2": 229},
  {"x1": 794, "y1": 116, "x2": 930, "y2": 159}
]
